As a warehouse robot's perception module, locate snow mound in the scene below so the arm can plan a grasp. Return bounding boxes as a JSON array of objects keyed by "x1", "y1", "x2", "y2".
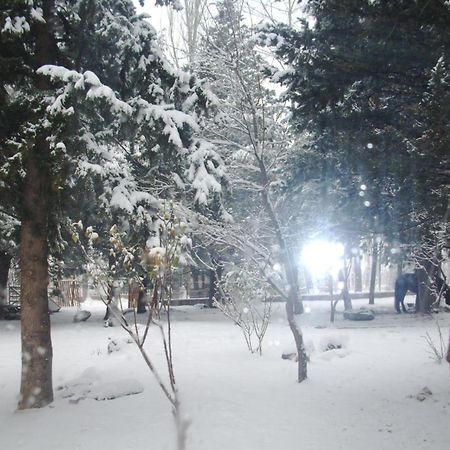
[
  {"x1": 57, "y1": 367, "x2": 101, "y2": 400},
  {"x1": 73, "y1": 310, "x2": 91, "y2": 322},
  {"x1": 318, "y1": 334, "x2": 349, "y2": 352},
  {"x1": 316, "y1": 348, "x2": 350, "y2": 361},
  {"x1": 107, "y1": 336, "x2": 134, "y2": 354},
  {"x1": 91, "y1": 379, "x2": 144, "y2": 401},
  {"x1": 412, "y1": 386, "x2": 433, "y2": 402},
  {"x1": 57, "y1": 367, "x2": 143, "y2": 402}
]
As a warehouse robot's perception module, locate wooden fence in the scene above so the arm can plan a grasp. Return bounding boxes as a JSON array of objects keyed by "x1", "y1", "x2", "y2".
[{"x1": 56, "y1": 279, "x2": 81, "y2": 307}]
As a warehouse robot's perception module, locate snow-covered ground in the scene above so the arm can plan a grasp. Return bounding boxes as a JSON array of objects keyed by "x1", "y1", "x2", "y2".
[{"x1": 1, "y1": 297, "x2": 449, "y2": 450}]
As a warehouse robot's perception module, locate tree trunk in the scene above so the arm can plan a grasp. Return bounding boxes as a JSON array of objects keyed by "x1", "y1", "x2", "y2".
[
  {"x1": 353, "y1": 256, "x2": 362, "y2": 292},
  {"x1": 207, "y1": 259, "x2": 223, "y2": 307},
  {"x1": 18, "y1": 136, "x2": 53, "y2": 409},
  {"x1": 256, "y1": 155, "x2": 306, "y2": 380},
  {"x1": 329, "y1": 275, "x2": 338, "y2": 323},
  {"x1": 342, "y1": 283, "x2": 352, "y2": 311},
  {"x1": 18, "y1": 0, "x2": 57, "y2": 410},
  {"x1": 0, "y1": 251, "x2": 12, "y2": 305},
  {"x1": 396, "y1": 259, "x2": 403, "y2": 279},
  {"x1": 340, "y1": 257, "x2": 352, "y2": 311},
  {"x1": 104, "y1": 284, "x2": 115, "y2": 320},
  {"x1": 416, "y1": 259, "x2": 436, "y2": 314},
  {"x1": 136, "y1": 284, "x2": 147, "y2": 314},
  {"x1": 368, "y1": 239, "x2": 379, "y2": 305},
  {"x1": 286, "y1": 298, "x2": 307, "y2": 382},
  {"x1": 207, "y1": 268, "x2": 216, "y2": 308}
]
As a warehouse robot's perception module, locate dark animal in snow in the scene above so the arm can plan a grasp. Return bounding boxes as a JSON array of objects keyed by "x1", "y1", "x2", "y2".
[{"x1": 394, "y1": 273, "x2": 450, "y2": 313}]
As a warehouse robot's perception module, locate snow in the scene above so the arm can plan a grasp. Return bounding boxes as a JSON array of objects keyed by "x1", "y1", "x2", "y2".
[
  {"x1": 30, "y1": 7, "x2": 45, "y2": 24},
  {"x1": 73, "y1": 310, "x2": 91, "y2": 323},
  {"x1": 37, "y1": 66, "x2": 133, "y2": 116},
  {"x1": 2, "y1": 16, "x2": 30, "y2": 35},
  {"x1": 1, "y1": 297, "x2": 450, "y2": 450},
  {"x1": 57, "y1": 367, "x2": 144, "y2": 402}
]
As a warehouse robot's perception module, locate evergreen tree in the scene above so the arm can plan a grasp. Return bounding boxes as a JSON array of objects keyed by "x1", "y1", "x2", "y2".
[
  {"x1": 262, "y1": 0, "x2": 450, "y2": 294},
  {"x1": 0, "y1": 0, "x2": 221, "y2": 408}
]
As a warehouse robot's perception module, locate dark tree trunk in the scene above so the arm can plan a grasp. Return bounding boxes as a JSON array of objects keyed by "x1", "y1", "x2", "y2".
[
  {"x1": 18, "y1": 0, "x2": 57, "y2": 410},
  {"x1": 18, "y1": 136, "x2": 53, "y2": 409},
  {"x1": 104, "y1": 284, "x2": 115, "y2": 320},
  {"x1": 136, "y1": 285, "x2": 147, "y2": 314},
  {"x1": 368, "y1": 239, "x2": 379, "y2": 305},
  {"x1": 0, "y1": 251, "x2": 12, "y2": 305},
  {"x1": 416, "y1": 259, "x2": 436, "y2": 314},
  {"x1": 207, "y1": 268, "x2": 216, "y2": 308},
  {"x1": 207, "y1": 260, "x2": 223, "y2": 308}
]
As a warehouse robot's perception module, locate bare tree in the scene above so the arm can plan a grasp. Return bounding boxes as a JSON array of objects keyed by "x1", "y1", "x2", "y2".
[
  {"x1": 245, "y1": 0, "x2": 303, "y2": 28},
  {"x1": 215, "y1": 261, "x2": 272, "y2": 355},
  {"x1": 73, "y1": 209, "x2": 191, "y2": 450},
  {"x1": 192, "y1": 0, "x2": 308, "y2": 381},
  {"x1": 165, "y1": 0, "x2": 209, "y2": 68}
]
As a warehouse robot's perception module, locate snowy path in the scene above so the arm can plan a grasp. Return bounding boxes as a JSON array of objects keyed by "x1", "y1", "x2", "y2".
[{"x1": 1, "y1": 298, "x2": 449, "y2": 450}]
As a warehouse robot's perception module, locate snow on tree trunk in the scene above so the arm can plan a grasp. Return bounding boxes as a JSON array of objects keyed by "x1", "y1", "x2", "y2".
[{"x1": 18, "y1": 136, "x2": 53, "y2": 409}]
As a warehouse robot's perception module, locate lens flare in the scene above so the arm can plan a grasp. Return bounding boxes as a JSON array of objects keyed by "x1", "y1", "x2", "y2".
[{"x1": 301, "y1": 240, "x2": 344, "y2": 276}]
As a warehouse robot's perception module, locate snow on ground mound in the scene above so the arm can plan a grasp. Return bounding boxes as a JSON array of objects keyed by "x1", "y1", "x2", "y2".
[
  {"x1": 57, "y1": 367, "x2": 144, "y2": 402},
  {"x1": 92, "y1": 379, "x2": 144, "y2": 401},
  {"x1": 73, "y1": 310, "x2": 91, "y2": 322},
  {"x1": 318, "y1": 333, "x2": 349, "y2": 352},
  {"x1": 315, "y1": 333, "x2": 351, "y2": 360}
]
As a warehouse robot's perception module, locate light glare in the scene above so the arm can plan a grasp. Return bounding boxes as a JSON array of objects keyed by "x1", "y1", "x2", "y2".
[{"x1": 301, "y1": 240, "x2": 344, "y2": 276}]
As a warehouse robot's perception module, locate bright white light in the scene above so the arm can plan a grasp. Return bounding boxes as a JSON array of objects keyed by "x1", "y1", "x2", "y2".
[
  {"x1": 360, "y1": 184, "x2": 367, "y2": 191},
  {"x1": 301, "y1": 240, "x2": 344, "y2": 277},
  {"x1": 273, "y1": 263, "x2": 282, "y2": 272}
]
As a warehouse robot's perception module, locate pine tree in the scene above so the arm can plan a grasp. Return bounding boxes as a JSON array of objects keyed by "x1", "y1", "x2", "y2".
[
  {"x1": 263, "y1": 0, "x2": 450, "y2": 285},
  {"x1": 0, "y1": 0, "x2": 221, "y2": 408}
]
